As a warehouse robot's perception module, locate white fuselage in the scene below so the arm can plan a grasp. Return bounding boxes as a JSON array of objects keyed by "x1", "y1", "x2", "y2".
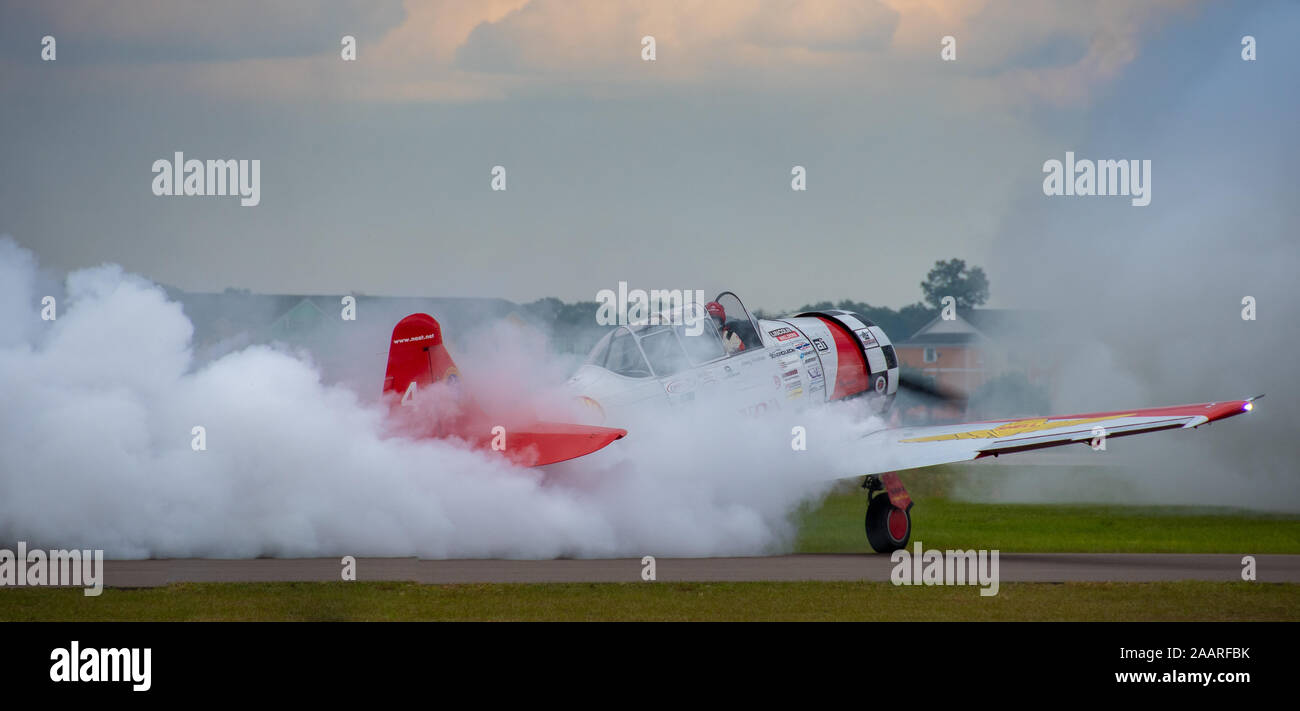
[{"x1": 567, "y1": 311, "x2": 899, "y2": 426}]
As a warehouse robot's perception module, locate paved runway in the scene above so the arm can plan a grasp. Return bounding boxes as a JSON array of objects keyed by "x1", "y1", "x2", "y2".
[{"x1": 98, "y1": 553, "x2": 1300, "y2": 587}]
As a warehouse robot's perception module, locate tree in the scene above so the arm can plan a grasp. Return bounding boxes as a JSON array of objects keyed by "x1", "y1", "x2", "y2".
[{"x1": 920, "y1": 258, "x2": 989, "y2": 310}]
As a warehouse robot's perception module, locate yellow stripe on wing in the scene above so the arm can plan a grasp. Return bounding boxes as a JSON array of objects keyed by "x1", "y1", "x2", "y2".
[{"x1": 899, "y1": 414, "x2": 1135, "y2": 442}]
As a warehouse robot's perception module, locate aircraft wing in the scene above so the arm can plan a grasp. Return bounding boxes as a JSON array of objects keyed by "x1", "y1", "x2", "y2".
[{"x1": 845, "y1": 397, "x2": 1260, "y2": 478}]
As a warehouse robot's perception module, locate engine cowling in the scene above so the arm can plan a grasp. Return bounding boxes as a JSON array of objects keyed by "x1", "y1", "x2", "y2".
[{"x1": 788, "y1": 310, "x2": 899, "y2": 413}]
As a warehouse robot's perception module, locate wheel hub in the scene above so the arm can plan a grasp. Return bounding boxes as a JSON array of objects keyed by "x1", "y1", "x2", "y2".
[{"x1": 887, "y1": 507, "x2": 909, "y2": 541}]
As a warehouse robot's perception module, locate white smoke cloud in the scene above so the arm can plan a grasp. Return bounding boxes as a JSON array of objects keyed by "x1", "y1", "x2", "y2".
[
  {"x1": 975, "y1": 9, "x2": 1300, "y2": 511},
  {"x1": 0, "y1": 238, "x2": 849, "y2": 558}
]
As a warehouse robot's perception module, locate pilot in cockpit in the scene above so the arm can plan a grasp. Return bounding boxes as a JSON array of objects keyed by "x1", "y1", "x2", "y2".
[{"x1": 706, "y1": 301, "x2": 745, "y2": 354}]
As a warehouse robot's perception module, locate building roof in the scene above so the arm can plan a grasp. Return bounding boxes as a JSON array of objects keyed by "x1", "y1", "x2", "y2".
[
  {"x1": 900, "y1": 308, "x2": 1053, "y2": 346},
  {"x1": 900, "y1": 332, "x2": 983, "y2": 346}
]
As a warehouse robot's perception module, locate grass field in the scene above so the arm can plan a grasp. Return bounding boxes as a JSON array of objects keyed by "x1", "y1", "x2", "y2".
[
  {"x1": 5, "y1": 469, "x2": 1297, "y2": 621},
  {"x1": 2, "y1": 581, "x2": 1296, "y2": 621},
  {"x1": 794, "y1": 482, "x2": 1300, "y2": 554}
]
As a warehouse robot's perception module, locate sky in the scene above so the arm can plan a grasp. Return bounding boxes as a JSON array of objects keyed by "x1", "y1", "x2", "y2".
[
  {"x1": 0, "y1": 0, "x2": 1293, "y2": 314},
  {"x1": 1, "y1": 0, "x2": 1298, "y2": 531}
]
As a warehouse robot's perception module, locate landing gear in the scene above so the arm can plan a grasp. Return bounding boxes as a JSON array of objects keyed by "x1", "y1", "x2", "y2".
[{"x1": 862, "y1": 473, "x2": 913, "y2": 553}]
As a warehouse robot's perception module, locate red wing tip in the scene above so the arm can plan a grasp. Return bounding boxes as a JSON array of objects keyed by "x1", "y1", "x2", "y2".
[
  {"x1": 501, "y1": 422, "x2": 627, "y2": 467},
  {"x1": 1197, "y1": 398, "x2": 1257, "y2": 424}
]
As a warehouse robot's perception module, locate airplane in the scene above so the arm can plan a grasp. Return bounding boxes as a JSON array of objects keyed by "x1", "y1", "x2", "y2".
[{"x1": 382, "y1": 291, "x2": 1260, "y2": 553}]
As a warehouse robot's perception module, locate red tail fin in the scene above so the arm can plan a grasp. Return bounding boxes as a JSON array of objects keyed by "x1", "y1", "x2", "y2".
[
  {"x1": 383, "y1": 313, "x2": 461, "y2": 403},
  {"x1": 382, "y1": 312, "x2": 627, "y2": 466}
]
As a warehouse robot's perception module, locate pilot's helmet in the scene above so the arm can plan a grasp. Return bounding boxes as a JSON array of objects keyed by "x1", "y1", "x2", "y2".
[{"x1": 705, "y1": 301, "x2": 726, "y2": 327}]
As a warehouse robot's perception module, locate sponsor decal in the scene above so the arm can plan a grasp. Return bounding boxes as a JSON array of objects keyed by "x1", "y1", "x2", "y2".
[
  {"x1": 856, "y1": 329, "x2": 877, "y2": 346},
  {"x1": 393, "y1": 331, "x2": 438, "y2": 345},
  {"x1": 740, "y1": 401, "x2": 772, "y2": 417},
  {"x1": 768, "y1": 347, "x2": 795, "y2": 358},
  {"x1": 808, "y1": 365, "x2": 823, "y2": 380},
  {"x1": 812, "y1": 337, "x2": 829, "y2": 351},
  {"x1": 576, "y1": 396, "x2": 606, "y2": 423},
  {"x1": 665, "y1": 379, "x2": 693, "y2": 394},
  {"x1": 795, "y1": 341, "x2": 812, "y2": 351},
  {"x1": 875, "y1": 375, "x2": 887, "y2": 393},
  {"x1": 768, "y1": 327, "x2": 799, "y2": 342}
]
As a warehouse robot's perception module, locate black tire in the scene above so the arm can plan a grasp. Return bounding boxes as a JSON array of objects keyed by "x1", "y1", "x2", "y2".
[{"x1": 864, "y1": 492, "x2": 911, "y2": 553}]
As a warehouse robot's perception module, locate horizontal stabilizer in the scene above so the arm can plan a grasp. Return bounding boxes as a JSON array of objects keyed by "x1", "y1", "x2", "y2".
[{"x1": 382, "y1": 312, "x2": 626, "y2": 466}]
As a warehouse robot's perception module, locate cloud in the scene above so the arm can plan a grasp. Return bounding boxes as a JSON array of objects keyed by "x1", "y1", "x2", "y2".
[
  {"x1": 0, "y1": 0, "x2": 405, "y2": 63},
  {"x1": 0, "y1": 0, "x2": 1195, "y2": 106}
]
